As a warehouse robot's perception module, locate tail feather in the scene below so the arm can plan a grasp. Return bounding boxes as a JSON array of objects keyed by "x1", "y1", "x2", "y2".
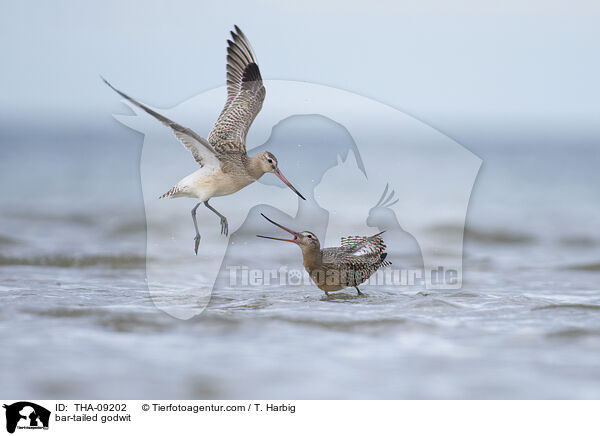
[
  {"x1": 159, "y1": 186, "x2": 180, "y2": 199},
  {"x1": 379, "y1": 252, "x2": 392, "y2": 267}
]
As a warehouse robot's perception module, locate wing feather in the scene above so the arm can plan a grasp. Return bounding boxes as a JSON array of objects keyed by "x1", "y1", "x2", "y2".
[
  {"x1": 315, "y1": 233, "x2": 390, "y2": 287},
  {"x1": 340, "y1": 232, "x2": 388, "y2": 255},
  {"x1": 102, "y1": 77, "x2": 220, "y2": 169},
  {"x1": 335, "y1": 232, "x2": 390, "y2": 270},
  {"x1": 208, "y1": 26, "x2": 265, "y2": 154}
]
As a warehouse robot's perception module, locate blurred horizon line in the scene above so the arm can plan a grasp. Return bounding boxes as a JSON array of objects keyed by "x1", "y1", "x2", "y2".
[{"x1": 1, "y1": 112, "x2": 599, "y2": 147}]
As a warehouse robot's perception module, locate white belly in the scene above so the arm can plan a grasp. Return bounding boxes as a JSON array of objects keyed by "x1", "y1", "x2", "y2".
[{"x1": 175, "y1": 167, "x2": 254, "y2": 201}]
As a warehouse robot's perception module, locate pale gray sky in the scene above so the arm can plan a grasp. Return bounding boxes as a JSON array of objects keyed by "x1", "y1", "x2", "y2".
[{"x1": 1, "y1": 0, "x2": 598, "y2": 127}]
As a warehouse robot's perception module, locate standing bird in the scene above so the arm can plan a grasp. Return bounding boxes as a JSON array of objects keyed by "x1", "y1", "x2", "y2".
[
  {"x1": 257, "y1": 214, "x2": 391, "y2": 295},
  {"x1": 103, "y1": 26, "x2": 305, "y2": 254}
]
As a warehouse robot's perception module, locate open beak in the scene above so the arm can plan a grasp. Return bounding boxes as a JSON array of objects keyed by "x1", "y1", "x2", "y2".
[
  {"x1": 256, "y1": 213, "x2": 299, "y2": 243},
  {"x1": 274, "y1": 169, "x2": 306, "y2": 200}
]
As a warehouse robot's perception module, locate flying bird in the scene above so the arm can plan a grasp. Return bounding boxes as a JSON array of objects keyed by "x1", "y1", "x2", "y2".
[
  {"x1": 257, "y1": 214, "x2": 391, "y2": 295},
  {"x1": 103, "y1": 26, "x2": 305, "y2": 254}
]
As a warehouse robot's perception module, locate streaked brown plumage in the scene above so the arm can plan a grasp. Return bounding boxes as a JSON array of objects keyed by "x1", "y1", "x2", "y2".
[
  {"x1": 257, "y1": 214, "x2": 391, "y2": 295},
  {"x1": 102, "y1": 26, "x2": 304, "y2": 255}
]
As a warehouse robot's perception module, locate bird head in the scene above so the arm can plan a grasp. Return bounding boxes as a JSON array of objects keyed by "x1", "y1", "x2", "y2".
[
  {"x1": 257, "y1": 214, "x2": 320, "y2": 251},
  {"x1": 257, "y1": 151, "x2": 305, "y2": 200}
]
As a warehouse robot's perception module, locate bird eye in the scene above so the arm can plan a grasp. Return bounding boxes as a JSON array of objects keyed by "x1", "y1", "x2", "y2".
[
  {"x1": 267, "y1": 159, "x2": 273, "y2": 164},
  {"x1": 307, "y1": 235, "x2": 312, "y2": 239}
]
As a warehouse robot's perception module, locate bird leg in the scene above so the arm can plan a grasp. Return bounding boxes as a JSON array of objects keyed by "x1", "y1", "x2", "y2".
[
  {"x1": 355, "y1": 286, "x2": 363, "y2": 296},
  {"x1": 204, "y1": 200, "x2": 229, "y2": 236},
  {"x1": 191, "y1": 202, "x2": 202, "y2": 255}
]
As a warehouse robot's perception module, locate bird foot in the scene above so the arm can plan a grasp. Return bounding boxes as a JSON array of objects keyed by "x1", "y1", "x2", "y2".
[
  {"x1": 220, "y1": 217, "x2": 229, "y2": 236},
  {"x1": 194, "y1": 234, "x2": 201, "y2": 255}
]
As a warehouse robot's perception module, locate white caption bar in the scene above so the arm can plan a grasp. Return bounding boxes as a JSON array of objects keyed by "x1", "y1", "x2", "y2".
[{"x1": 0, "y1": 400, "x2": 597, "y2": 436}]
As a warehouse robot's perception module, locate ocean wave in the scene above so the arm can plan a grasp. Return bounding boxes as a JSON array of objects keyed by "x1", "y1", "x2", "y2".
[
  {"x1": 532, "y1": 303, "x2": 600, "y2": 311},
  {"x1": 561, "y1": 262, "x2": 600, "y2": 272},
  {"x1": 557, "y1": 236, "x2": 598, "y2": 248},
  {"x1": 268, "y1": 316, "x2": 415, "y2": 331},
  {"x1": 429, "y1": 224, "x2": 537, "y2": 245},
  {"x1": 24, "y1": 307, "x2": 170, "y2": 333},
  {"x1": 2, "y1": 210, "x2": 100, "y2": 226},
  {"x1": 0, "y1": 234, "x2": 20, "y2": 246},
  {"x1": 546, "y1": 328, "x2": 600, "y2": 339},
  {"x1": 0, "y1": 254, "x2": 146, "y2": 269},
  {"x1": 107, "y1": 220, "x2": 147, "y2": 236},
  {"x1": 467, "y1": 228, "x2": 537, "y2": 245}
]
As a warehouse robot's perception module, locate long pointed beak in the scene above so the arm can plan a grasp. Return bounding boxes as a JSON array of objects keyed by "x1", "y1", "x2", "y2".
[
  {"x1": 274, "y1": 169, "x2": 306, "y2": 200},
  {"x1": 256, "y1": 235, "x2": 297, "y2": 243},
  {"x1": 256, "y1": 213, "x2": 299, "y2": 243}
]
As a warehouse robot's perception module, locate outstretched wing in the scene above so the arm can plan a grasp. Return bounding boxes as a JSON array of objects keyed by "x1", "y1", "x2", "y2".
[
  {"x1": 103, "y1": 77, "x2": 220, "y2": 169},
  {"x1": 334, "y1": 232, "x2": 390, "y2": 267},
  {"x1": 341, "y1": 232, "x2": 387, "y2": 254},
  {"x1": 321, "y1": 235, "x2": 391, "y2": 285},
  {"x1": 208, "y1": 25, "x2": 265, "y2": 154},
  {"x1": 317, "y1": 232, "x2": 391, "y2": 286}
]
